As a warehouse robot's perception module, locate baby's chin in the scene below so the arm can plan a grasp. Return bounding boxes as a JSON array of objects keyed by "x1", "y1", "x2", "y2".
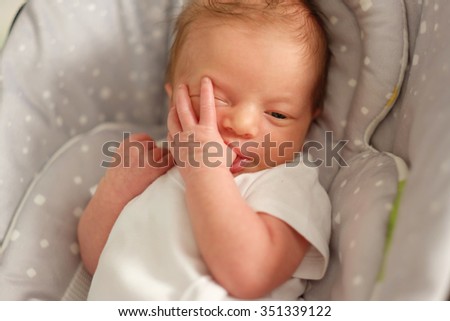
[{"x1": 231, "y1": 158, "x2": 290, "y2": 176}]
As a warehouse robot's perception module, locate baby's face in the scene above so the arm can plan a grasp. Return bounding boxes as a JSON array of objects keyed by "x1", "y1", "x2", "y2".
[{"x1": 168, "y1": 21, "x2": 320, "y2": 174}]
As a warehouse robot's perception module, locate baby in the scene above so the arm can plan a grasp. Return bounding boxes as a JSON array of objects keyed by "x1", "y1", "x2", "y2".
[{"x1": 79, "y1": 0, "x2": 331, "y2": 300}]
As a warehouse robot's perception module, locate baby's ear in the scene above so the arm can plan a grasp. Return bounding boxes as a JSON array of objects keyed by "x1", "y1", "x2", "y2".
[
  {"x1": 312, "y1": 106, "x2": 322, "y2": 119},
  {"x1": 164, "y1": 83, "x2": 173, "y2": 100}
]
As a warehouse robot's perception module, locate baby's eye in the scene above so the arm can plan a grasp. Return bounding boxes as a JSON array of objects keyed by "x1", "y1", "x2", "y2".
[
  {"x1": 267, "y1": 111, "x2": 288, "y2": 120},
  {"x1": 214, "y1": 97, "x2": 228, "y2": 107}
]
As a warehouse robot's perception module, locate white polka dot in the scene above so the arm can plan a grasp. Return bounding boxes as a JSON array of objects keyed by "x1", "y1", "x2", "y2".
[
  {"x1": 361, "y1": 106, "x2": 369, "y2": 115},
  {"x1": 69, "y1": 45, "x2": 76, "y2": 53},
  {"x1": 73, "y1": 207, "x2": 84, "y2": 218},
  {"x1": 26, "y1": 268, "x2": 37, "y2": 279},
  {"x1": 79, "y1": 115, "x2": 88, "y2": 125},
  {"x1": 340, "y1": 179, "x2": 348, "y2": 188},
  {"x1": 364, "y1": 56, "x2": 371, "y2": 66},
  {"x1": 353, "y1": 275, "x2": 363, "y2": 286},
  {"x1": 420, "y1": 21, "x2": 427, "y2": 34},
  {"x1": 129, "y1": 71, "x2": 139, "y2": 82},
  {"x1": 0, "y1": 179, "x2": 3, "y2": 186},
  {"x1": 349, "y1": 240, "x2": 356, "y2": 249},
  {"x1": 58, "y1": 70, "x2": 65, "y2": 77},
  {"x1": 81, "y1": 144, "x2": 90, "y2": 153},
  {"x1": 135, "y1": 45, "x2": 145, "y2": 55},
  {"x1": 40, "y1": 239, "x2": 49, "y2": 249},
  {"x1": 385, "y1": 203, "x2": 393, "y2": 211},
  {"x1": 441, "y1": 159, "x2": 450, "y2": 173},
  {"x1": 42, "y1": 90, "x2": 52, "y2": 100},
  {"x1": 152, "y1": 29, "x2": 163, "y2": 40},
  {"x1": 434, "y1": 23, "x2": 439, "y2": 32},
  {"x1": 92, "y1": 68, "x2": 101, "y2": 77},
  {"x1": 90, "y1": 185, "x2": 98, "y2": 196},
  {"x1": 74, "y1": 176, "x2": 83, "y2": 185},
  {"x1": 87, "y1": 3, "x2": 96, "y2": 11},
  {"x1": 11, "y1": 229, "x2": 21, "y2": 241},
  {"x1": 56, "y1": 117, "x2": 64, "y2": 127},
  {"x1": 329, "y1": 16, "x2": 338, "y2": 25},
  {"x1": 25, "y1": 115, "x2": 32, "y2": 122},
  {"x1": 340, "y1": 45, "x2": 348, "y2": 53},
  {"x1": 348, "y1": 79, "x2": 357, "y2": 88},
  {"x1": 334, "y1": 212, "x2": 341, "y2": 225},
  {"x1": 100, "y1": 87, "x2": 112, "y2": 100},
  {"x1": 22, "y1": 147, "x2": 29, "y2": 155},
  {"x1": 413, "y1": 54, "x2": 420, "y2": 66},
  {"x1": 375, "y1": 180, "x2": 384, "y2": 187},
  {"x1": 19, "y1": 44, "x2": 26, "y2": 52},
  {"x1": 353, "y1": 187, "x2": 361, "y2": 194},
  {"x1": 34, "y1": 194, "x2": 46, "y2": 206},
  {"x1": 340, "y1": 120, "x2": 347, "y2": 128},
  {"x1": 26, "y1": 136, "x2": 31, "y2": 142},
  {"x1": 115, "y1": 112, "x2": 126, "y2": 121},
  {"x1": 434, "y1": 3, "x2": 439, "y2": 11},
  {"x1": 354, "y1": 213, "x2": 360, "y2": 221},
  {"x1": 430, "y1": 201, "x2": 442, "y2": 214},
  {"x1": 70, "y1": 243, "x2": 80, "y2": 255},
  {"x1": 134, "y1": 90, "x2": 146, "y2": 102},
  {"x1": 360, "y1": 0, "x2": 373, "y2": 11},
  {"x1": 353, "y1": 139, "x2": 363, "y2": 146}
]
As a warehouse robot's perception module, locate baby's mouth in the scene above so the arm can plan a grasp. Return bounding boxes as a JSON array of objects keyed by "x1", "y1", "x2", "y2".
[
  {"x1": 224, "y1": 141, "x2": 254, "y2": 174},
  {"x1": 230, "y1": 150, "x2": 253, "y2": 174}
]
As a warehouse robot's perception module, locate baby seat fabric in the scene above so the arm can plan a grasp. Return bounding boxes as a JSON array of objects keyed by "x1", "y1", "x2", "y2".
[{"x1": 0, "y1": 0, "x2": 449, "y2": 300}]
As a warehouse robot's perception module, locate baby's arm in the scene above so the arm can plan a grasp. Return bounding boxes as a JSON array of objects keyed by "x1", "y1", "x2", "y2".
[
  {"x1": 168, "y1": 79, "x2": 310, "y2": 299},
  {"x1": 78, "y1": 134, "x2": 173, "y2": 275}
]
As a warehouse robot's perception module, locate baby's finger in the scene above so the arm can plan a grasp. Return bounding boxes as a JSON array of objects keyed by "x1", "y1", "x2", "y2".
[
  {"x1": 199, "y1": 77, "x2": 217, "y2": 127},
  {"x1": 167, "y1": 105, "x2": 182, "y2": 137},
  {"x1": 175, "y1": 84, "x2": 197, "y2": 130}
]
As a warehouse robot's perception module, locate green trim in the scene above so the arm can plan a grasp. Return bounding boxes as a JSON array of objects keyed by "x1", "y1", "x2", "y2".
[{"x1": 377, "y1": 179, "x2": 406, "y2": 282}]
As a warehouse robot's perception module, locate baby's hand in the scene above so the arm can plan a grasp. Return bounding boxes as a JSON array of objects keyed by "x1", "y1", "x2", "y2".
[
  {"x1": 167, "y1": 77, "x2": 232, "y2": 179},
  {"x1": 102, "y1": 133, "x2": 173, "y2": 203}
]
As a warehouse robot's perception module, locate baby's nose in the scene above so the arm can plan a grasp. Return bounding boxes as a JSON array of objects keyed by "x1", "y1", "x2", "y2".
[{"x1": 222, "y1": 104, "x2": 260, "y2": 139}]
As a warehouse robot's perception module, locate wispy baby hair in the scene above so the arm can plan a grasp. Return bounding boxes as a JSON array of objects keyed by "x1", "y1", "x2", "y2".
[{"x1": 166, "y1": 0, "x2": 330, "y2": 110}]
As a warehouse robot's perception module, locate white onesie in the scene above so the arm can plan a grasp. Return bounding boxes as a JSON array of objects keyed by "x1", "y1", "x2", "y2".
[{"x1": 88, "y1": 159, "x2": 331, "y2": 300}]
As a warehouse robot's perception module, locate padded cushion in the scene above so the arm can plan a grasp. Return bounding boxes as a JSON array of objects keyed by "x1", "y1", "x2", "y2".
[
  {"x1": 0, "y1": 123, "x2": 163, "y2": 300},
  {"x1": 305, "y1": 152, "x2": 407, "y2": 300},
  {"x1": 304, "y1": 0, "x2": 409, "y2": 300},
  {"x1": 371, "y1": 1, "x2": 450, "y2": 300}
]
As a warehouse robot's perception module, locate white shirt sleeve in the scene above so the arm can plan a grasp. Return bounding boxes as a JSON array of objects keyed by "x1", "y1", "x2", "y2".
[{"x1": 238, "y1": 161, "x2": 331, "y2": 280}]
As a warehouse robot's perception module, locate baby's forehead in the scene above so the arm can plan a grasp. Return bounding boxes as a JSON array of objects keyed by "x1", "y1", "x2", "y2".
[{"x1": 186, "y1": 4, "x2": 321, "y2": 53}]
